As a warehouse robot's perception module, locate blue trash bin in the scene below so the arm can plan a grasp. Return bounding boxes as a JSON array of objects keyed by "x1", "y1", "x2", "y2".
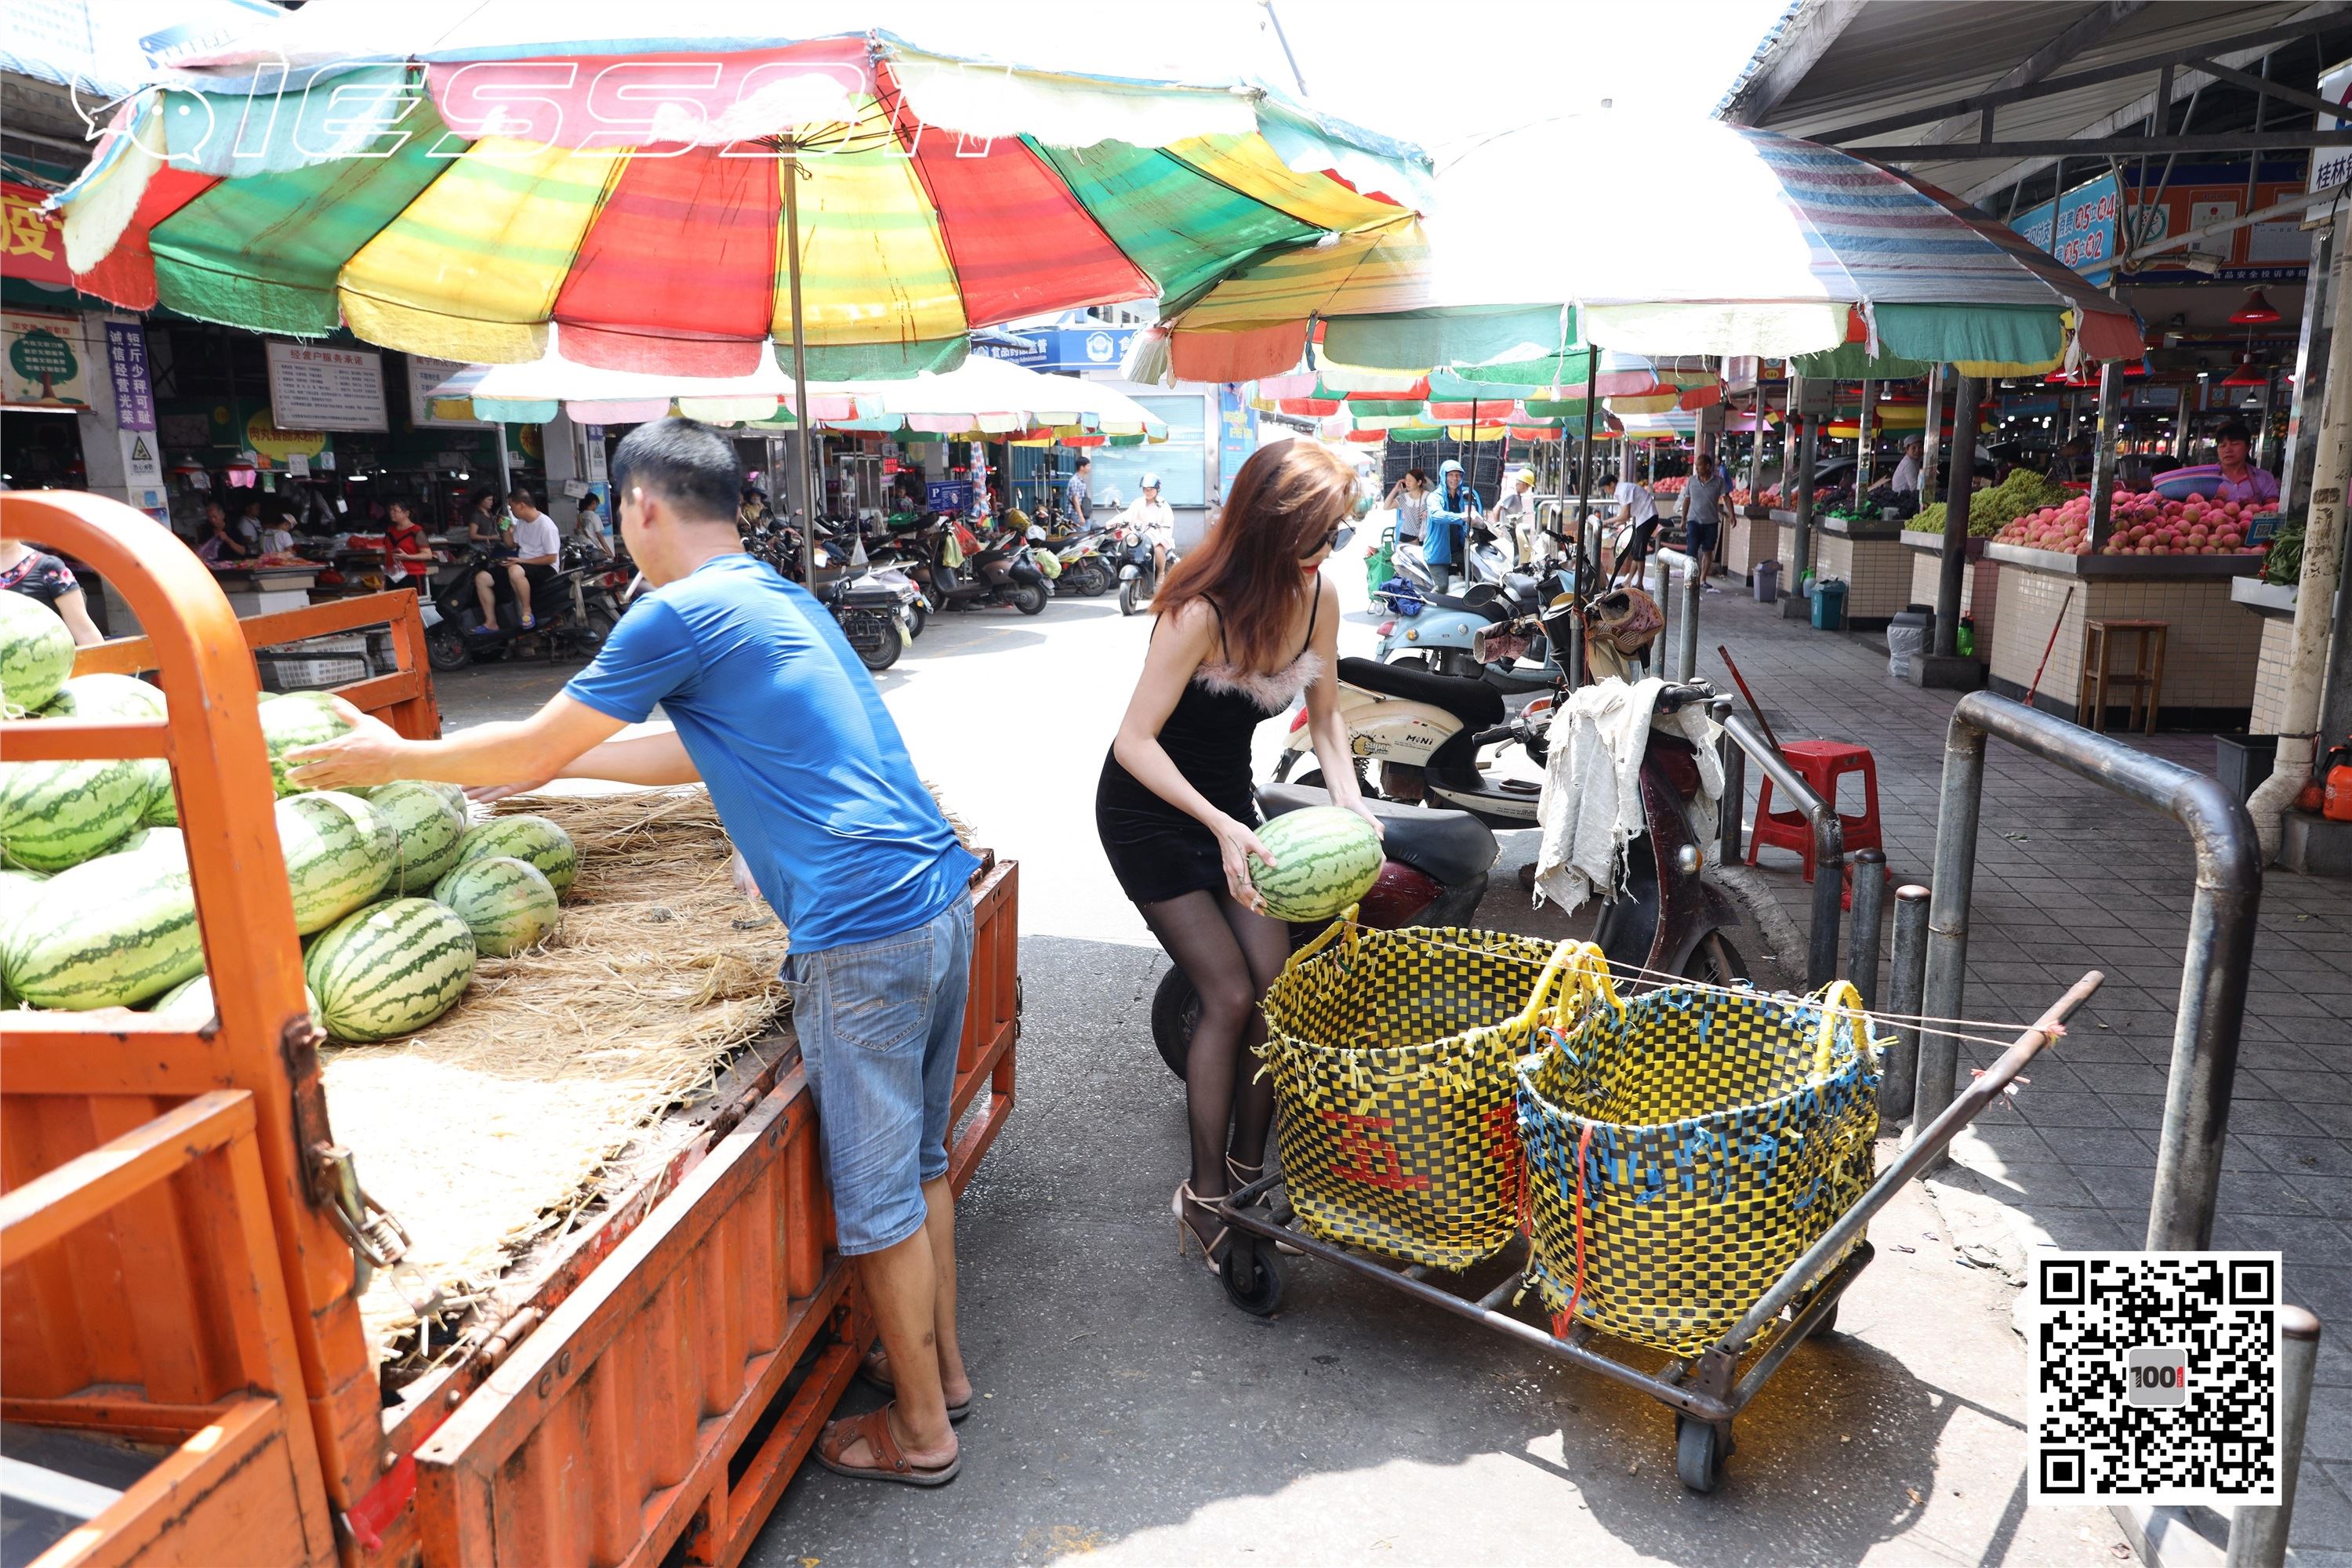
[{"x1": 1810, "y1": 577, "x2": 1849, "y2": 630}]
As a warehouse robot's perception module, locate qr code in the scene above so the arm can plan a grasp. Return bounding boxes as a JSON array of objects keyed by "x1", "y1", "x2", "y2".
[{"x1": 2028, "y1": 1251, "x2": 2281, "y2": 1505}]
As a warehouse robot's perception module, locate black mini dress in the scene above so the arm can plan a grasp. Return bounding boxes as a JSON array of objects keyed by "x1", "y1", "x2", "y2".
[{"x1": 1096, "y1": 593, "x2": 1323, "y2": 906}]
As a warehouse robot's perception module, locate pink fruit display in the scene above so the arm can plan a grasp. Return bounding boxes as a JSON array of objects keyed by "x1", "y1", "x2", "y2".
[{"x1": 1991, "y1": 490, "x2": 2273, "y2": 558}]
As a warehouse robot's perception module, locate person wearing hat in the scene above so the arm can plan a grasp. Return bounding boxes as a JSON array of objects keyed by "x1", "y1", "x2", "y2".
[
  {"x1": 2210, "y1": 420, "x2": 2279, "y2": 506},
  {"x1": 1489, "y1": 466, "x2": 1542, "y2": 568},
  {"x1": 1119, "y1": 471, "x2": 1177, "y2": 579},
  {"x1": 1424, "y1": 458, "x2": 1483, "y2": 591},
  {"x1": 1890, "y1": 436, "x2": 1925, "y2": 499}
]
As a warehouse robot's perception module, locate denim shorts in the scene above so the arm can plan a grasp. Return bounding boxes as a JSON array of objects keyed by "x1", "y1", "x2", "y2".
[{"x1": 786, "y1": 891, "x2": 974, "y2": 1256}]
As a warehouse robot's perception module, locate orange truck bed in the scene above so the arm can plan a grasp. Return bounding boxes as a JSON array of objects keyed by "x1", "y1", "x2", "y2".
[{"x1": 0, "y1": 492, "x2": 1018, "y2": 1566}]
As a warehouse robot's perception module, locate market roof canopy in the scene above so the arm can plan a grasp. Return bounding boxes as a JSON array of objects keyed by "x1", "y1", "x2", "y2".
[
  {"x1": 54, "y1": 7, "x2": 1431, "y2": 374},
  {"x1": 1156, "y1": 117, "x2": 2140, "y2": 381}
]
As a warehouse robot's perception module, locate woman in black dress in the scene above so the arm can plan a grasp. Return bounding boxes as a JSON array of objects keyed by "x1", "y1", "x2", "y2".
[{"x1": 1097, "y1": 439, "x2": 1380, "y2": 1272}]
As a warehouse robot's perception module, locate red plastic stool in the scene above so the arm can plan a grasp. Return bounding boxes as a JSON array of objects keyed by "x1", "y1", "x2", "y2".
[{"x1": 1744, "y1": 740, "x2": 1884, "y2": 882}]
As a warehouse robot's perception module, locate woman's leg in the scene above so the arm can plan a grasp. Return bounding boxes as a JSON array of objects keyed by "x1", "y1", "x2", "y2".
[
  {"x1": 1139, "y1": 888, "x2": 1270, "y2": 1247},
  {"x1": 1214, "y1": 891, "x2": 1291, "y2": 1176}
]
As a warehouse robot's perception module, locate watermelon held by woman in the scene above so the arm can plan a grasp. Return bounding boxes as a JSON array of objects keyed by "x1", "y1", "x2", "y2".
[
  {"x1": 452, "y1": 815, "x2": 578, "y2": 895},
  {"x1": 275, "y1": 790, "x2": 396, "y2": 934},
  {"x1": 304, "y1": 897, "x2": 477, "y2": 1043},
  {"x1": 0, "y1": 592, "x2": 75, "y2": 717},
  {"x1": 433, "y1": 855, "x2": 560, "y2": 956},
  {"x1": 1248, "y1": 806, "x2": 1383, "y2": 922},
  {"x1": 2, "y1": 852, "x2": 203, "y2": 1009},
  {"x1": 368, "y1": 779, "x2": 468, "y2": 894}
]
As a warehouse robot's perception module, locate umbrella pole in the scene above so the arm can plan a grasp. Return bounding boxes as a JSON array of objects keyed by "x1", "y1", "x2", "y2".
[
  {"x1": 783, "y1": 140, "x2": 818, "y2": 586},
  {"x1": 1571, "y1": 348, "x2": 1597, "y2": 689}
]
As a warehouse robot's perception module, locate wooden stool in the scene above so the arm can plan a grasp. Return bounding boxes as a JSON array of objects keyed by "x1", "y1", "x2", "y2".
[{"x1": 2080, "y1": 619, "x2": 2168, "y2": 735}]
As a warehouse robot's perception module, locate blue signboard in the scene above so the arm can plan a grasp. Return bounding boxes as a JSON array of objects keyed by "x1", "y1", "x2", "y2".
[
  {"x1": 1216, "y1": 383, "x2": 1256, "y2": 497},
  {"x1": 2011, "y1": 172, "x2": 2122, "y2": 284},
  {"x1": 972, "y1": 327, "x2": 1137, "y2": 373}
]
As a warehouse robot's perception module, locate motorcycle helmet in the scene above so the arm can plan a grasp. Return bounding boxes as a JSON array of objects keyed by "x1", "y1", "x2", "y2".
[
  {"x1": 1004, "y1": 506, "x2": 1032, "y2": 531},
  {"x1": 1140, "y1": 473, "x2": 1161, "y2": 492}
]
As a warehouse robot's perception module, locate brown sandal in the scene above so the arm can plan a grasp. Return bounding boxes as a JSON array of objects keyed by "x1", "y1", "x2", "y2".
[
  {"x1": 815, "y1": 1407, "x2": 960, "y2": 1487},
  {"x1": 858, "y1": 1343, "x2": 971, "y2": 1422}
]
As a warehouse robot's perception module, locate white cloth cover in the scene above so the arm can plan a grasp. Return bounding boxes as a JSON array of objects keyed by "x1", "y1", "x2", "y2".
[{"x1": 1533, "y1": 677, "x2": 1722, "y2": 914}]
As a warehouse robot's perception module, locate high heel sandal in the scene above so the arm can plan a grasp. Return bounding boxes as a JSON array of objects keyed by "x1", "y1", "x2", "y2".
[
  {"x1": 1225, "y1": 1158, "x2": 1303, "y2": 1254},
  {"x1": 1171, "y1": 1181, "x2": 1230, "y2": 1277}
]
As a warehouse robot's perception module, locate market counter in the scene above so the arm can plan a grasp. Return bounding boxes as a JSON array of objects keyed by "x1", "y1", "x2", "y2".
[
  {"x1": 1813, "y1": 517, "x2": 1911, "y2": 626},
  {"x1": 2232, "y1": 576, "x2": 2299, "y2": 735},
  {"x1": 1902, "y1": 529, "x2": 1999, "y2": 656},
  {"x1": 1981, "y1": 544, "x2": 2262, "y2": 728},
  {"x1": 1726, "y1": 504, "x2": 1774, "y2": 582}
]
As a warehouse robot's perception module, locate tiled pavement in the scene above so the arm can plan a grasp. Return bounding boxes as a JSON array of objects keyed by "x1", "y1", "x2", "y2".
[{"x1": 1690, "y1": 587, "x2": 2352, "y2": 1563}]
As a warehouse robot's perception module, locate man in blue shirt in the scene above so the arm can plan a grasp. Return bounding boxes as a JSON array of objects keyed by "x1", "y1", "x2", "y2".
[
  {"x1": 291, "y1": 418, "x2": 979, "y2": 1488},
  {"x1": 1423, "y1": 457, "x2": 1483, "y2": 592}
]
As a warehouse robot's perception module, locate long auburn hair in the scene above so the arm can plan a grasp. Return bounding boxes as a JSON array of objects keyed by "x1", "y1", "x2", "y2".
[{"x1": 1155, "y1": 439, "x2": 1353, "y2": 673}]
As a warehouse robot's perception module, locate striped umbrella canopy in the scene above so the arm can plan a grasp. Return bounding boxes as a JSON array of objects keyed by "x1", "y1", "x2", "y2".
[
  {"x1": 1151, "y1": 117, "x2": 2141, "y2": 385},
  {"x1": 423, "y1": 339, "x2": 1167, "y2": 441},
  {"x1": 53, "y1": 5, "x2": 1430, "y2": 379}
]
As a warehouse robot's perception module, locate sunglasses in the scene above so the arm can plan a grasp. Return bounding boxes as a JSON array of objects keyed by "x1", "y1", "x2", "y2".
[{"x1": 1304, "y1": 523, "x2": 1356, "y2": 558}]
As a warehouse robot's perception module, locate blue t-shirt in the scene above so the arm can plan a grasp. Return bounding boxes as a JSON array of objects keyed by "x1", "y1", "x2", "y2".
[{"x1": 564, "y1": 554, "x2": 976, "y2": 953}]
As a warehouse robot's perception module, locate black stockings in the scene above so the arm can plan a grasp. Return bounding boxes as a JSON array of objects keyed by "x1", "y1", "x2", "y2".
[{"x1": 1141, "y1": 887, "x2": 1288, "y2": 1236}]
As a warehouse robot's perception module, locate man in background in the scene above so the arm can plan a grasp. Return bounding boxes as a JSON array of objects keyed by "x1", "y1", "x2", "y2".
[
  {"x1": 1066, "y1": 456, "x2": 1093, "y2": 528},
  {"x1": 1679, "y1": 450, "x2": 1732, "y2": 590}
]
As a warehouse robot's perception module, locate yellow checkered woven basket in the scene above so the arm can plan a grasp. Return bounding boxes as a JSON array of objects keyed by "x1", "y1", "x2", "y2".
[
  {"x1": 1515, "y1": 952, "x2": 1883, "y2": 1356},
  {"x1": 1261, "y1": 920, "x2": 1587, "y2": 1271}
]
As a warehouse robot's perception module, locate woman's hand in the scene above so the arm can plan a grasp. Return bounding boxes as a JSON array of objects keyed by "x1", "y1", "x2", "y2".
[
  {"x1": 1214, "y1": 814, "x2": 1275, "y2": 913},
  {"x1": 1344, "y1": 795, "x2": 1386, "y2": 840}
]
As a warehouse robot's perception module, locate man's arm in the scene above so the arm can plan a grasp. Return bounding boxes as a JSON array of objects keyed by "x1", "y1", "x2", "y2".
[{"x1": 287, "y1": 692, "x2": 668, "y2": 791}]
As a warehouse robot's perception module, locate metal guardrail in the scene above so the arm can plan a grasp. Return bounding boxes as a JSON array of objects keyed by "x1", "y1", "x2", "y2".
[
  {"x1": 1653, "y1": 547, "x2": 1701, "y2": 681},
  {"x1": 1918, "y1": 693, "x2": 2262, "y2": 1249},
  {"x1": 1715, "y1": 708, "x2": 1846, "y2": 988}
]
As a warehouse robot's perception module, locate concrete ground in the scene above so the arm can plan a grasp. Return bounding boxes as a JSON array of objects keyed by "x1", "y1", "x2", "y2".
[{"x1": 435, "y1": 564, "x2": 2183, "y2": 1565}]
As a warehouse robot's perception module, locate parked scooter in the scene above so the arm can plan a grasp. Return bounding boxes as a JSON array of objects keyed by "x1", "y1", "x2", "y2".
[
  {"x1": 424, "y1": 545, "x2": 594, "y2": 672},
  {"x1": 1275, "y1": 655, "x2": 1548, "y2": 826},
  {"x1": 1051, "y1": 528, "x2": 1115, "y2": 597},
  {"x1": 1374, "y1": 561, "x2": 1575, "y2": 688},
  {"x1": 819, "y1": 571, "x2": 914, "y2": 673},
  {"x1": 1150, "y1": 782, "x2": 1499, "y2": 1076}
]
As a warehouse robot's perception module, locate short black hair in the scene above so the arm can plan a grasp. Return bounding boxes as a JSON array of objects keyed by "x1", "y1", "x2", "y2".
[
  {"x1": 2215, "y1": 419, "x2": 2254, "y2": 445},
  {"x1": 610, "y1": 417, "x2": 739, "y2": 523},
  {"x1": 510, "y1": 488, "x2": 538, "y2": 508},
  {"x1": 1405, "y1": 466, "x2": 1428, "y2": 484},
  {"x1": 1074, "y1": 456, "x2": 1091, "y2": 470}
]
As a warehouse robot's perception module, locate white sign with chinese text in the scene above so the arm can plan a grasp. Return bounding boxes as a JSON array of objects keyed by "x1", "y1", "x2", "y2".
[
  {"x1": 266, "y1": 342, "x2": 387, "y2": 432},
  {"x1": 405, "y1": 354, "x2": 489, "y2": 428}
]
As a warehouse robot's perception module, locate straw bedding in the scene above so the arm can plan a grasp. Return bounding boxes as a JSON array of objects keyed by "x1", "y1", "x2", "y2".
[{"x1": 323, "y1": 787, "x2": 789, "y2": 1352}]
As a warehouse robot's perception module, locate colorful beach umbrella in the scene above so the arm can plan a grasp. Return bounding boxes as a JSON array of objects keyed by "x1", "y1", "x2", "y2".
[
  {"x1": 1150, "y1": 118, "x2": 2140, "y2": 383},
  {"x1": 54, "y1": 10, "x2": 1430, "y2": 379}
]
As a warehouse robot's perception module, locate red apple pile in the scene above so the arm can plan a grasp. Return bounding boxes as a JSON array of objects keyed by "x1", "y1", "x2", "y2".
[{"x1": 1991, "y1": 491, "x2": 2272, "y2": 557}]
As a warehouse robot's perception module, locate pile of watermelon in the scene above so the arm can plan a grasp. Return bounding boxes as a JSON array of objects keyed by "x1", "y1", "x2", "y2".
[{"x1": 0, "y1": 593, "x2": 580, "y2": 1040}]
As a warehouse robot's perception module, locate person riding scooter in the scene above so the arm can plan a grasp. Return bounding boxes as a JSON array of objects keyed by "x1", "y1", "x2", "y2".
[
  {"x1": 1118, "y1": 473, "x2": 1175, "y2": 582},
  {"x1": 473, "y1": 490, "x2": 562, "y2": 637}
]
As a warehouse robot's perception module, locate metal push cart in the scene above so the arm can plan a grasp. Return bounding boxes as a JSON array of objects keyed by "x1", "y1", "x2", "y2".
[{"x1": 1214, "y1": 969, "x2": 2104, "y2": 1492}]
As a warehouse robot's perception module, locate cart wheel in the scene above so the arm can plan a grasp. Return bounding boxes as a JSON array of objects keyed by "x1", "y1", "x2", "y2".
[
  {"x1": 1675, "y1": 1416, "x2": 1730, "y2": 1494},
  {"x1": 1809, "y1": 1301, "x2": 1841, "y2": 1338},
  {"x1": 1219, "y1": 1237, "x2": 1284, "y2": 1317}
]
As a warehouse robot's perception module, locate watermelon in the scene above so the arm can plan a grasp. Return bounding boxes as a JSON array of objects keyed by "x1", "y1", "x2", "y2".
[
  {"x1": 1248, "y1": 806, "x2": 1383, "y2": 921},
  {"x1": 0, "y1": 866, "x2": 46, "y2": 954},
  {"x1": 114, "y1": 826, "x2": 188, "y2": 866},
  {"x1": 277, "y1": 791, "x2": 396, "y2": 934},
  {"x1": 151, "y1": 971, "x2": 324, "y2": 1032},
  {"x1": 41, "y1": 674, "x2": 170, "y2": 820},
  {"x1": 3, "y1": 854, "x2": 202, "y2": 1009},
  {"x1": 259, "y1": 691, "x2": 354, "y2": 796},
  {"x1": 0, "y1": 592, "x2": 75, "y2": 717},
  {"x1": 0, "y1": 753, "x2": 149, "y2": 871},
  {"x1": 433, "y1": 855, "x2": 559, "y2": 956},
  {"x1": 305, "y1": 897, "x2": 476, "y2": 1043},
  {"x1": 452, "y1": 815, "x2": 578, "y2": 895},
  {"x1": 368, "y1": 780, "x2": 468, "y2": 894}
]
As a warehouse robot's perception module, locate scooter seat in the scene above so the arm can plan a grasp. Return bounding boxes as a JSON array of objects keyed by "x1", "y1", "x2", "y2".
[
  {"x1": 1424, "y1": 592, "x2": 1511, "y2": 624},
  {"x1": 1506, "y1": 572, "x2": 1541, "y2": 601},
  {"x1": 1338, "y1": 656, "x2": 1507, "y2": 729},
  {"x1": 1255, "y1": 782, "x2": 1497, "y2": 888}
]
